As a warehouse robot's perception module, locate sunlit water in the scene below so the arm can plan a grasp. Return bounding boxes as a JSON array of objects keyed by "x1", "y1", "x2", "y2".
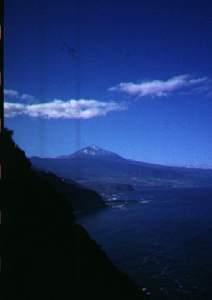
[{"x1": 77, "y1": 188, "x2": 212, "y2": 300}]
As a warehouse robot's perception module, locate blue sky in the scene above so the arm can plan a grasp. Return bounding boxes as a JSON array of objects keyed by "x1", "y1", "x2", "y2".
[{"x1": 4, "y1": 0, "x2": 212, "y2": 167}]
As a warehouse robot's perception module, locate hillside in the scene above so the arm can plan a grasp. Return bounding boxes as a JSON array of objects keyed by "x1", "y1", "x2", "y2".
[
  {"x1": 36, "y1": 171, "x2": 106, "y2": 211},
  {"x1": 1, "y1": 129, "x2": 146, "y2": 299}
]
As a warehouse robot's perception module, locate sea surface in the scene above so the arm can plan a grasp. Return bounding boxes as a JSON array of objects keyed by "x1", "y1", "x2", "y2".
[{"x1": 77, "y1": 188, "x2": 212, "y2": 300}]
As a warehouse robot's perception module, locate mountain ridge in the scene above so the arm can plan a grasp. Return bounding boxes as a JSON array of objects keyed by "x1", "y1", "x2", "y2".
[
  {"x1": 56, "y1": 145, "x2": 123, "y2": 160},
  {"x1": 31, "y1": 145, "x2": 212, "y2": 191},
  {"x1": 31, "y1": 145, "x2": 212, "y2": 171}
]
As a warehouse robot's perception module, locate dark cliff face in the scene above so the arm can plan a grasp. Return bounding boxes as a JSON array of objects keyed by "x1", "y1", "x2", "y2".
[
  {"x1": 1, "y1": 129, "x2": 146, "y2": 300},
  {"x1": 38, "y1": 171, "x2": 106, "y2": 212}
]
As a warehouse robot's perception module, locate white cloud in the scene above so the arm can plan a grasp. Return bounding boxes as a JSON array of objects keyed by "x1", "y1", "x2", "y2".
[
  {"x1": 109, "y1": 75, "x2": 209, "y2": 97},
  {"x1": 4, "y1": 102, "x2": 25, "y2": 117},
  {"x1": 4, "y1": 88, "x2": 35, "y2": 102},
  {"x1": 4, "y1": 99, "x2": 126, "y2": 119},
  {"x1": 4, "y1": 89, "x2": 20, "y2": 98},
  {"x1": 20, "y1": 94, "x2": 35, "y2": 101}
]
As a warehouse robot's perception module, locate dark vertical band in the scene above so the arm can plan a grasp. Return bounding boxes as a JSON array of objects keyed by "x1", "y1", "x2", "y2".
[
  {"x1": 0, "y1": 0, "x2": 4, "y2": 184},
  {"x1": 0, "y1": 0, "x2": 4, "y2": 133}
]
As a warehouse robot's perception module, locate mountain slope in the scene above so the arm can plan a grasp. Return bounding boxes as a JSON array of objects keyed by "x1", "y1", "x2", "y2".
[
  {"x1": 1, "y1": 129, "x2": 146, "y2": 299},
  {"x1": 59, "y1": 144, "x2": 122, "y2": 160},
  {"x1": 31, "y1": 145, "x2": 212, "y2": 189}
]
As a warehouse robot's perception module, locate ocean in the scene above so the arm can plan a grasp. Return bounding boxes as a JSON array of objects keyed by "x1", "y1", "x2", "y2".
[{"x1": 77, "y1": 188, "x2": 212, "y2": 300}]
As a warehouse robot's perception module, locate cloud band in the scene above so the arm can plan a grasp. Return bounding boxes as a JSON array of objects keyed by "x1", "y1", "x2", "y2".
[
  {"x1": 109, "y1": 75, "x2": 209, "y2": 97},
  {"x1": 4, "y1": 99, "x2": 126, "y2": 119}
]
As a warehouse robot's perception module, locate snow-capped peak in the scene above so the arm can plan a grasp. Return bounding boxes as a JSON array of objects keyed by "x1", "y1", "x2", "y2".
[
  {"x1": 80, "y1": 145, "x2": 110, "y2": 156},
  {"x1": 82, "y1": 145, "x2": 101, "y2": 155},
  {"x1": 57, "y1": 145, "x2": 123, "y2": 160},
  {"x1": 72, "y1": 145, "x2": 123, "y2": 159}
]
